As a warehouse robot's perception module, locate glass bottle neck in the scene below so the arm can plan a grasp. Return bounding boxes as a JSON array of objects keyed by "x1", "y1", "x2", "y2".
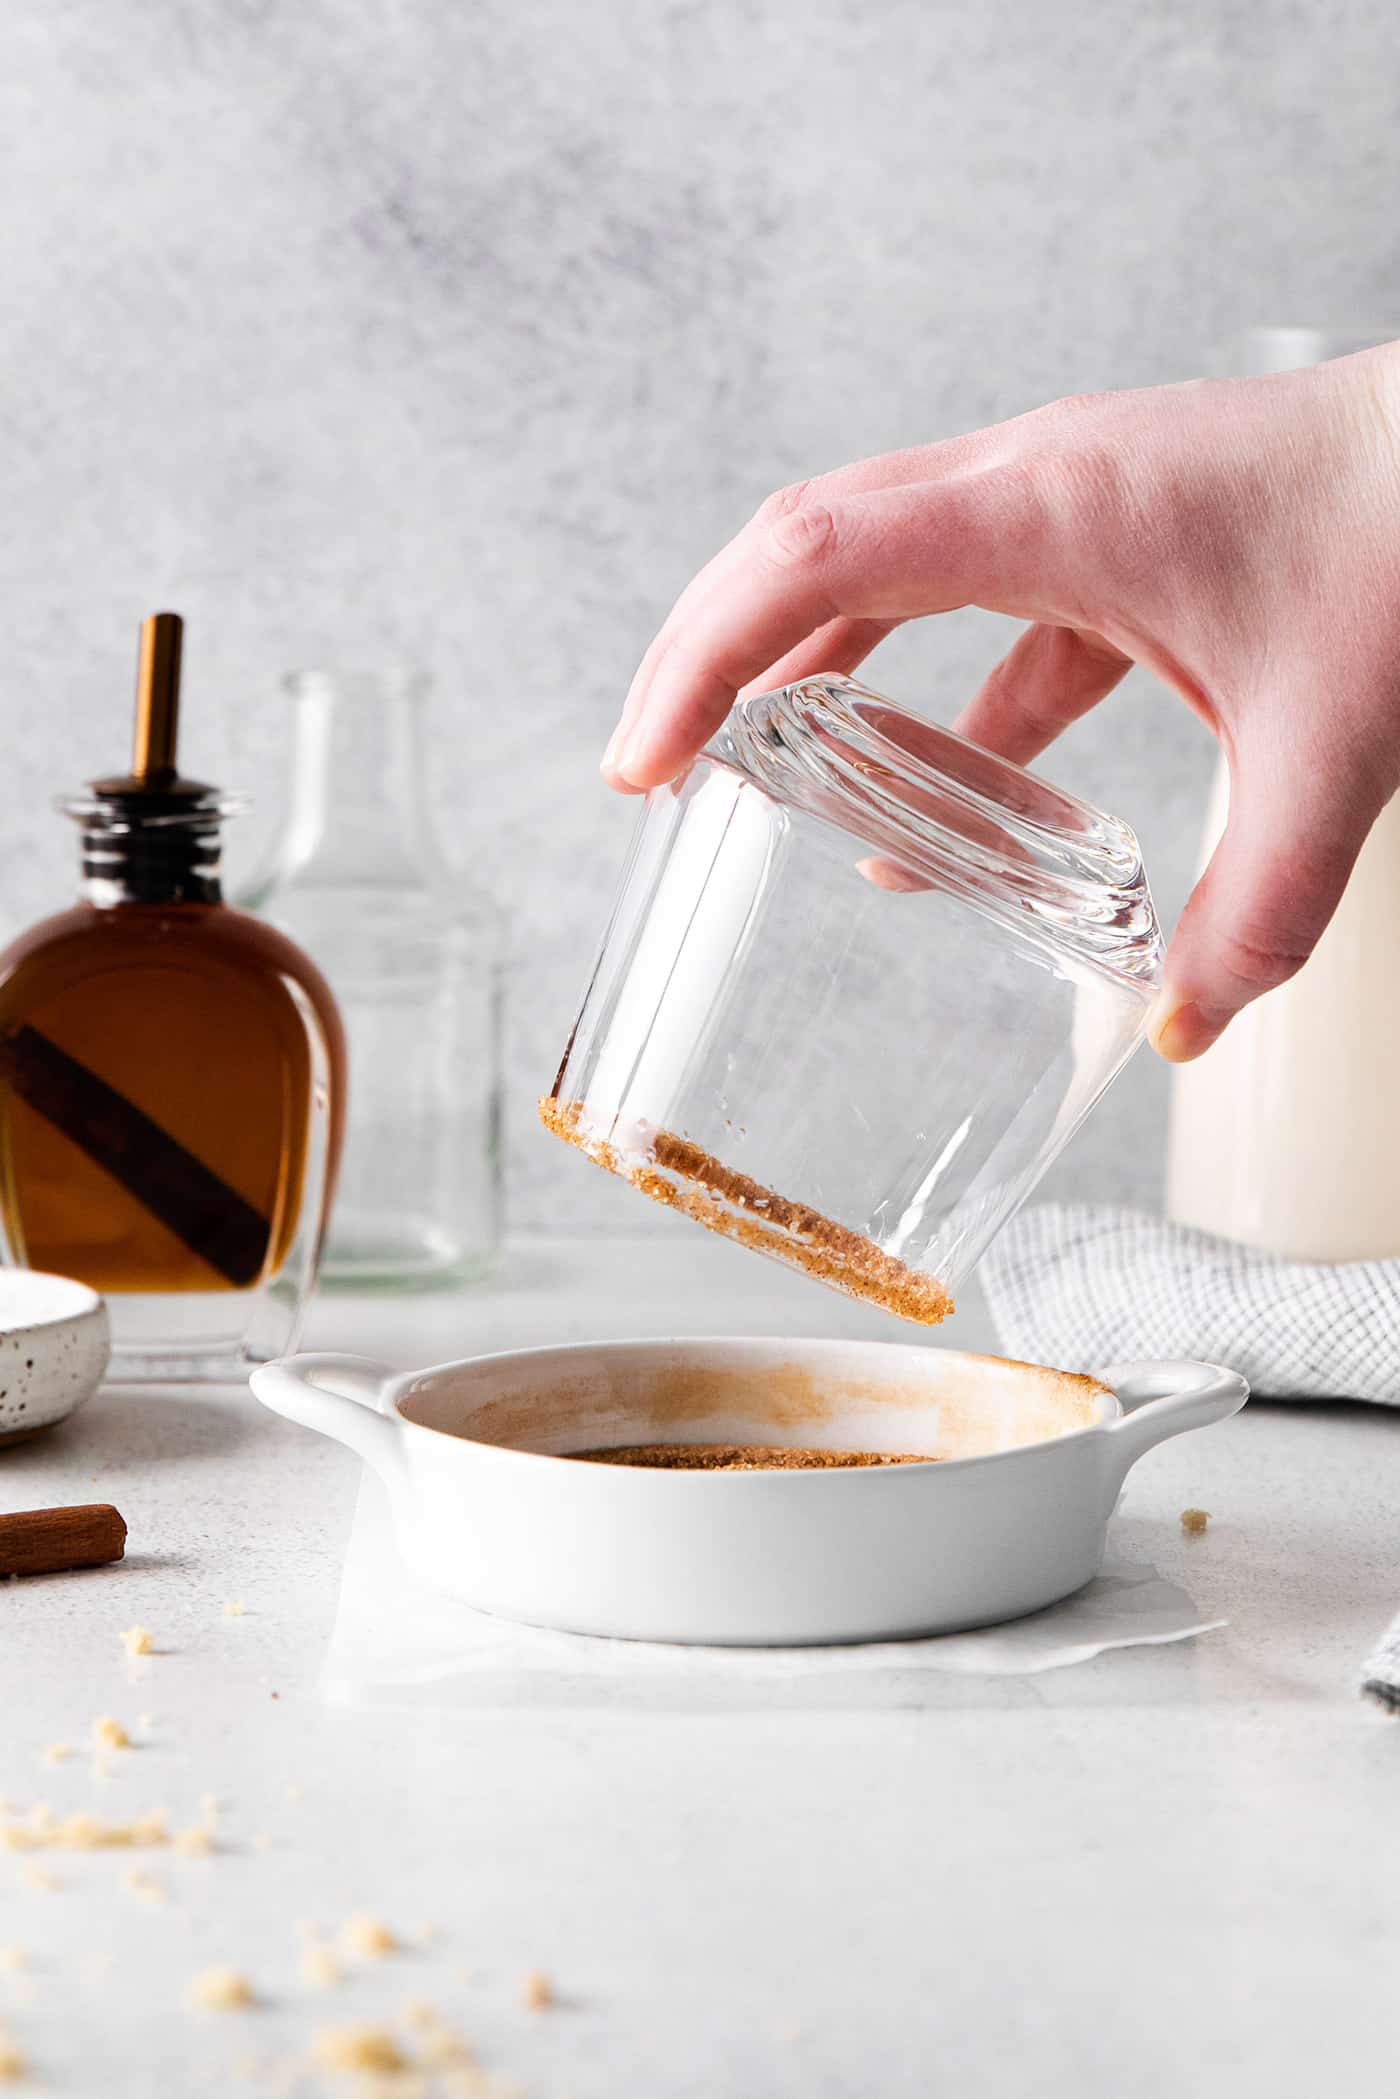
[
  {"x1": 278, "y1": 672, "x2": 440, "y2": 888},
  {"x1": 65, "y1": 796, "x2": 228, "y2": 907}
]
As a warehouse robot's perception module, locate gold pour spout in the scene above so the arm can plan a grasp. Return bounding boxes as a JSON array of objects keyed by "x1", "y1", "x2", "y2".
[{"x1": 130, "y1": 612, "x2": 183, "y2": 784}]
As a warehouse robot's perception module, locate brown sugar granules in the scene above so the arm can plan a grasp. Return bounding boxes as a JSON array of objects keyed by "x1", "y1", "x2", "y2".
[
  {"x1": 339, "y1": 1912, "x2": 398, "y2": 1960},
  {"x1": 186, "y1": 1965, "x2": 254, "y2": 2011},
  {"x1": 538, "y1": 1095, "x2": 952, "y2": 1326},
  {"x1": 521, "y1": 1968, "x2": 553, "y2": 2012},
  {"x1": 1180, "y1": 1507, "x2": 1210, "y2": 1535},
  {"x1": 571, "y1": 1443, "x2": 935, "y2": 1471},
  {"x1": 311, "y1": 2023, "x2": 407, "y2": 2073}
]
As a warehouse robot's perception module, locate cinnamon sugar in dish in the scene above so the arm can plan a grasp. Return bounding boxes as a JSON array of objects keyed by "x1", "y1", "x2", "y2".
[
  {"x1": 571, "y1": 1442, "x2": 937, "y2": 1470},
  {"x1": 538, "y1": 1096, "x2": 953, "y2": 1327}
]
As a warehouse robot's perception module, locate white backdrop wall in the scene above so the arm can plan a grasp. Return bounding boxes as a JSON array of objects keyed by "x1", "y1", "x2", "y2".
[{"x1": 3, "y1": 0, "x2": 1398, "y2": 1229}]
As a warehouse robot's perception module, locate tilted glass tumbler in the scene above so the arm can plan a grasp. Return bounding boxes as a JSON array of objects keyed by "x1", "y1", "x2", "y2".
[{"x1": 541, "y1": 675, "x2": 1163, "y2": 1323}]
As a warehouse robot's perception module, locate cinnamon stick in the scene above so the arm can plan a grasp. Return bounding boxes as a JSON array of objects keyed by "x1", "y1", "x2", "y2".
[{"x1": 0, "y1": 1504, "x2": 126, "y2": 1577}]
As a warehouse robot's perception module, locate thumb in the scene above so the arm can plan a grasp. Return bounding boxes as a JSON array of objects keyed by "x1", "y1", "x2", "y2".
[{"x1": 1152, "y1": 732, "x2": 1389, "y2": 1062}]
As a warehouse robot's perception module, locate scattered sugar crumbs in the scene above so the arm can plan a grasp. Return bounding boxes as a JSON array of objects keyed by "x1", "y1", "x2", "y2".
[
  {"x1": 39, "y1": 1743, "x2": 72, "y2": 1767},
  {"x1": 2, "y1": 1805, "x2": 168, "y2": 1853},
  {"x1": 520, "y1": 1970, "x2": 552, "y2": 2013},
  {"x1": 187, "y1": 1965, "x2": 254, "y2": 2012},
  {"x1": 299, "y1": 1940, "x2": 340, "y2": 1989},
  {"x1": 312, "y1": 2023, "x2": 407, "y2": 2074},
  {"x1": 174, "y1": 1795, "x2": 220, "y2": 1856},
  {"x1": 223, "y1": 1601, "x2": 247, "y2": 1618},
  {"x1": 0, "y1": 2030, "x2": 25, "y2": 2082},
  {"x1": 123, "y1": 1868, "x2": 167, "y2": 1903},
  {"x1": 0, "y1": 1952, "x2": 24, "y2": 1976},
  {"x1": 119, "y1": 1626, "x2": 154, "y2": 1658},
  {"x1": 340, "y1": 1912, "x2": 399, "y2": 1960},
  {"x1": 1180, "y1": 1508, "x2": 1211, "y2": 1535},
  {"x1": 16, "y1": 1866, "x2": 58, "y2": 1893},
  {"x1": 309, "y1": 2008, "x2": 510, "y2": 2098},
  {"x1": 417, "y1": 2024, "x2": 478, "y2": 2072},
  {"x1": 390, "y1": 2001, "x2": 477, "y2": 2071}
]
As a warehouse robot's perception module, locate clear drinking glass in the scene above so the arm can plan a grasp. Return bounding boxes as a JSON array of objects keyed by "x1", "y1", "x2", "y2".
[
  {"x1": 542, "y1": 676, "x2": 1163, "y2": 1323},
  {"x1": 242, "y1": 671, "x2": 503, "y2": 1288}
]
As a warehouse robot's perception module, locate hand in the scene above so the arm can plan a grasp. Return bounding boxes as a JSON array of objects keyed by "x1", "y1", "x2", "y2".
[{"x1": 603, "y1": 347, "x2": 1400, "y2": 1060}]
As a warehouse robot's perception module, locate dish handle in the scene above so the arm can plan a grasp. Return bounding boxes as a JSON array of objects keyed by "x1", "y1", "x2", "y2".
[
  {"x1": 1097, "y1": 1358, "x2": 1248, "y2": 1482},
  {"x1": 250, "y1": 1353, "x2": 406, "y2": 1489}
]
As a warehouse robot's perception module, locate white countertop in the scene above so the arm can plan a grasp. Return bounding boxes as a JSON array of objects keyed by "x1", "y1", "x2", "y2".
[{"x1": 1, "y1": 1227, "x2": 1398, "y2": 2098}]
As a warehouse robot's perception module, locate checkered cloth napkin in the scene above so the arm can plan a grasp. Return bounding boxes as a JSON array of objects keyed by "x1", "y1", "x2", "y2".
[{"x1": 978, "y1": 1202, "x2": 1400, "y2": 1712}]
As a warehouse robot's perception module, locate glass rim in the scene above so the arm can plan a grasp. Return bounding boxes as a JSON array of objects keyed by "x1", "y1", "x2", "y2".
[
  {"x1": 283, "y1": 667, "x2": 431, "y2": 702},
  {"x1": 705, "y1": 675, "x2": 1163, "y2": 986}
]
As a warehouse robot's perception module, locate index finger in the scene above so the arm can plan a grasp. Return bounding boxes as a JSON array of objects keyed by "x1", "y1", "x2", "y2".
[
  {"x1": 604, "y1": 431, "x2": 1013, "y2": 789},
  {"x1": 611, "y1": 470, "x2": 1061, "y2": 790}
]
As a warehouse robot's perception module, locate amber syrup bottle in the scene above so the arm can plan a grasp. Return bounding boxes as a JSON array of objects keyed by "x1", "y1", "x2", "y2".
[{"x1": 0, "y1": 614, "x2": 345, "y2": 1380}]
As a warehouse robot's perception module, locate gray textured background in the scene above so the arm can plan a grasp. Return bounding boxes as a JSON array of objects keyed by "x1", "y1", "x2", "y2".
[{"x1": 3, "y1": 0, "x2": 1398, "y2": 1233}]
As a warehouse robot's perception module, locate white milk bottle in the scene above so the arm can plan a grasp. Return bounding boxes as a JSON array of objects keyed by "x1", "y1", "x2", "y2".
[{"x1": 1166, "y1": 756, "x2": 1400, "y2": 1259}]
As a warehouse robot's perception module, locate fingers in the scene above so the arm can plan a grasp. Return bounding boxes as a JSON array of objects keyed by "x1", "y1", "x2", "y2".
[
  {"x1": 609, "y1": 471, "x2": 1069, "y2": 790},
  {"x1": 953, "y1": 622, "x2": 1131, "y2": 767},
  {"x1": 1152, "y1": 730, "x2": 1388, "y2": 1061},
  {"x1": 602, "y1": 614, "x2": 898, "y2": 793},
  {"x1": 602, "y1": 454, "x2": 959, "y2": 792},
  {"x1": 736, "y1": 615, "x2": 898, "y2": 699}
]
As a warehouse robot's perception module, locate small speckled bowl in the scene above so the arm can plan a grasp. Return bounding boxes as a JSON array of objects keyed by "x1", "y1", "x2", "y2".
[{"x1": 0, "y1": 1272, "x2": 111, "y2": 1445}]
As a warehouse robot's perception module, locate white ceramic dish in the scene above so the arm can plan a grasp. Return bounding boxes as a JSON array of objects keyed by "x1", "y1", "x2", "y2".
[
  {"x1": 252, "y1": 1337, "x2": 1247, "y2": 1645},
  {"x1": 0, "y1": 1271, "x2": 111, "y2": 1445}
]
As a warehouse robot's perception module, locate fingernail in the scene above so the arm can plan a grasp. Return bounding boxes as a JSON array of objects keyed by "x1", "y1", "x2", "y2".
[
  {"x1": 616, "y1": 722, "x2": 648, "y2": 783},
  {"x1": 600, "y1": 724, "x2": 625, "y2": 777},
  {"x1": 1151, "y1": 999, "x2": 1224, "y2": 1063}
]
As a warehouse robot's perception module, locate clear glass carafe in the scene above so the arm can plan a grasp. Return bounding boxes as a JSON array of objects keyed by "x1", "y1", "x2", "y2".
[
  {"x1": 242, "y1": 672, "x2": 502, "y2": 1288},
  {"x1": 542, "y1": 676, "x2": 1162, "y2": 1324}
]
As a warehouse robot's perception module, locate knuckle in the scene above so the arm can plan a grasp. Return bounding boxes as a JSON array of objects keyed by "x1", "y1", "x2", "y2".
[
  {"x1": 1062, "y1": 438, "x2": 1124, "y2": 507},
  {"x1": 1030, "y1": 389, "x2": 1114, "y2": 434},
  {"x1": 980, "y1": 652, "x2": 1061, "y2": 743},
  {"x1": 969, "y1": 458, "x2": 1063, "y2": 569},
  {"x1": 1054, "y1": 388, "x2": 1113, "y2": 420},
  {"x1": 1214, "y1": 923, "x2": 1314, "y2": 997},
  {"x1": 1017, "y1": 393, "x2": 1133, "y2": 516},
  {"x1": 761, "y1": 498, "x2": 839, "y2": 571},
  {"x1": 752, "y1": 480, "x2": 815, "y2": 529},
  {"x1": 1025, "y1": 433, "x2": 1124, "y2": 524},
  {"x1": 1203, "y1": 768, "x2": 1368, "y2": 1003},
  {"x1": 1213, "y1": 857, "x2": 1331, "y2": 990}
]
